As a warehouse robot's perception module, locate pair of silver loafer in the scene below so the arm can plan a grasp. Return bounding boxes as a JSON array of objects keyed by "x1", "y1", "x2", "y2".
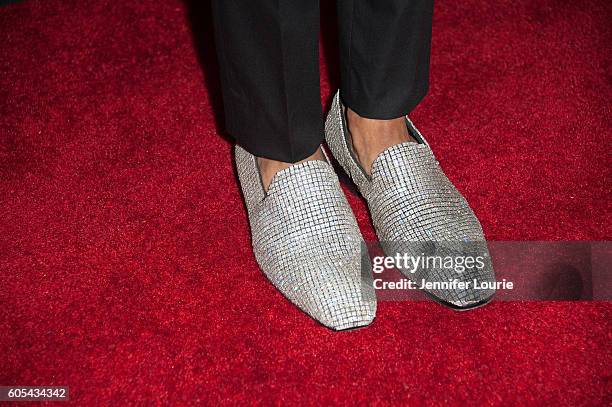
[{"x1": 235, "y1": 91, "x2": 495, "y2": 330}]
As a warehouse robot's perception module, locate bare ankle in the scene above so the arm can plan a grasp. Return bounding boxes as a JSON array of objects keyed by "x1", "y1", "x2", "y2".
[
  {"x1": 257, "y1": 148, "x2": 325, "y2": 191},
  {"x1": 345, "y1": 107, "x2": 415, "y2": 175}
]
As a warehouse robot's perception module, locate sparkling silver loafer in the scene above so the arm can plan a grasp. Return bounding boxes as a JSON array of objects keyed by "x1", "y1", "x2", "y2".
[
  {"x1": 325, "y1": 91, "x2": 495, "y2": 309},
  {"x1": 235, "y1": 145, "x2": 376, "y2": 329}
]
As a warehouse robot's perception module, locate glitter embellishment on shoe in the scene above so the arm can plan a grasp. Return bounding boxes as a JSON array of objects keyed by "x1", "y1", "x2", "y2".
[
  {"x1": 325, "y1": 91, "x2": 495, "y2": 309},
  {"x1": 235, "y1": 145, "x2": 376, "y2": 329}
]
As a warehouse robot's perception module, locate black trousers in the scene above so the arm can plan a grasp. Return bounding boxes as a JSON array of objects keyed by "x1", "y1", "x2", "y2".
[{"x1": 212, "y1": 0, "x2": 434, "y2": 163}]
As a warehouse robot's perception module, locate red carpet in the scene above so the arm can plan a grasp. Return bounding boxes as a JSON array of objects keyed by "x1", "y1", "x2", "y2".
[{"x1": 1, "y1": 0, "x2": 610, "y2": 404}]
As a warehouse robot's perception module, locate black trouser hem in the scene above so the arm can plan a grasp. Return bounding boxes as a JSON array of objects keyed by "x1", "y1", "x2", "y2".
[{"x1": 340, "y1": 84, "x2": 430, "y2": 120}]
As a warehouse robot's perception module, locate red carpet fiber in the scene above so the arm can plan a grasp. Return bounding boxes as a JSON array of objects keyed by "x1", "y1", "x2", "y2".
[{"x1": 1, "y1": 0, "x2": 611, "y2": 404}]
